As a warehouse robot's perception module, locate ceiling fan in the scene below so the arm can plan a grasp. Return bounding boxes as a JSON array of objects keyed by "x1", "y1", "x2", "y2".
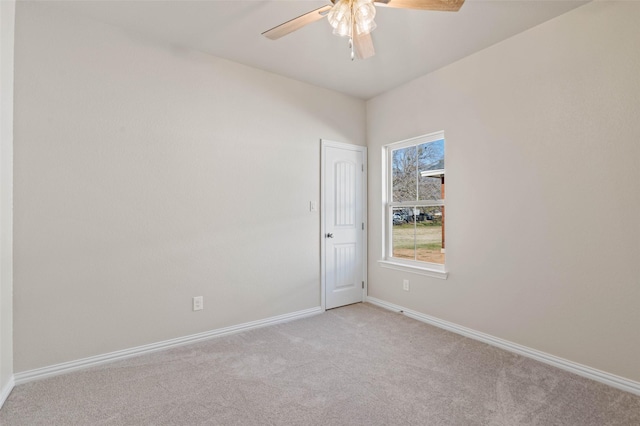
[{"x1": 262, "y1": 0, "x2": 465, "y2": 60}]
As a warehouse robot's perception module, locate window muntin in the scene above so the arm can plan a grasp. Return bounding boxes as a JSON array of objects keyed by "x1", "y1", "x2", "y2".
[{"x1": 385, "y1": 132, "x2": 445, "y2": 270}]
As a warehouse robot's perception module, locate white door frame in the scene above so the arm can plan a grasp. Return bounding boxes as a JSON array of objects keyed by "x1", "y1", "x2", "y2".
[{"x1": 320, "y1": 139, "x2": 367, "y2": 311}]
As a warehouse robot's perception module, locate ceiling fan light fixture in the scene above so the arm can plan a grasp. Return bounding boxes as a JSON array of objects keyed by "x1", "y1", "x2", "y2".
[
  {"x1": 328, "y1": 0, "x2": 377, "y2": 38},
  {"x1": 354, "y1": 0, "x2": 377, "y2": 35},
  {"x1": 355, "y1": 15, "x2": 376, "y2": 36},
  {"x1": 332, "y1": 16, "x2": 353, "y2": 37},
  {"x1": 327, "y1": 0, "x2": 352, "y2": 36}
]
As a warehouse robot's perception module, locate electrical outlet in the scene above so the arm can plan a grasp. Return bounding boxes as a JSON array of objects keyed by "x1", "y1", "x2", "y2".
[
  {"x1": 193, "y1": 296, "x2": 203, "y2": 311},
  {"x1": 403, "y1": 280, "x2": 410, "y2": 291}
]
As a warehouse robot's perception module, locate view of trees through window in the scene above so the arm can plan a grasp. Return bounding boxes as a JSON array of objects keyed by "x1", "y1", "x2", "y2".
[{"x1": 390, "y1": 139, "x2": 445, "y2": 265}]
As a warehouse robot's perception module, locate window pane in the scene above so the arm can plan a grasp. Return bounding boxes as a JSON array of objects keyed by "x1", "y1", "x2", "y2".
[
  {"x1": 392, "y1": 207, "x2": 415, "y2": 260},
  {"x1": 418, "y1": 175, "x2": 443, "y2": 201},
  {"x1": 415, "y1": 206, "x2": 445, "y2": 264},
  {"x1": 392, "y1": 146, "x2": 417, "y2": 202},
  {"x1": 418, "y1": 139, "x2": 445, "y2": 201},
  {"x1": 418, "y1": 139, "x2": 444, "y2": 172},
  {"x1": 392, "y1": 206, "x2": 445, "y2": 264}
]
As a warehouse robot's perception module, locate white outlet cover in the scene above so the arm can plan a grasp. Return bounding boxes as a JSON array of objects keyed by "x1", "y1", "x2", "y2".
[{"x1": 193, "y1": 296, "x2": 203, "y2": 311}]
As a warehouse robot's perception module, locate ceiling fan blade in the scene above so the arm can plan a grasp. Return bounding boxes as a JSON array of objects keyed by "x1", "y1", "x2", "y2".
[
  {"x1": 374, "y1": 0, "x2": 465, "y2": 12},
  {"x1": 262, "y1": 5, "x2": 333, "y2": 40},
  {"x1": 354, "y1": 32, "x2": 375, "y2": 60}
]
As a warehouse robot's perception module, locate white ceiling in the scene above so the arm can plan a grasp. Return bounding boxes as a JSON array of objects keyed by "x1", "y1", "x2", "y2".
[{"x1": 49, "y1": 0, "x2": 588, "y2": 99}]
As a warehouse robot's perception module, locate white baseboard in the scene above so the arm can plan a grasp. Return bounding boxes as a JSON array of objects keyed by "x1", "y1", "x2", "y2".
[
  {"x1": 14, "y1": 306, "x2": 323, "y2": 385},
  {"x1": 0, "y1": 375, "x2": 15, "y2": 409},
  {"x1": 366, "y1": 296, "x2": 640, "y2": 396}
]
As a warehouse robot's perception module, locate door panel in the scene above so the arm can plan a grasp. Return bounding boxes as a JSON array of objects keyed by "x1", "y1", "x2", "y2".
[
  {"x1": 334, "y1": 243, "x2": 356, "y2": 289},
  {"x1": 334, "y1": 161, "x2": 356, "y2": 227},
  {"x1": 324, "y1": 143, "x2": 365, "y2": 310}
]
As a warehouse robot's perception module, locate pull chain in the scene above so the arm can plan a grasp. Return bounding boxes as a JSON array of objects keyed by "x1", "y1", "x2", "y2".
[
  {"x1": 350, "y1": 1, "x2": 355, "y2": 61},
  {"x1": 349, "y1": 37, "x2": 354, "y2": 61}
]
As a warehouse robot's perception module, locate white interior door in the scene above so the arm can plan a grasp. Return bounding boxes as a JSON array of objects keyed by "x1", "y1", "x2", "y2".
[{"x1": 322, "y1": 141, "x2": 366, "y2": 310}]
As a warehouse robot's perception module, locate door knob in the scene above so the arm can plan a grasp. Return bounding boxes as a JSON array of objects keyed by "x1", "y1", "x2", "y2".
[{"x1": 326, "y1": 233, "x2": 334, "y2": 238}]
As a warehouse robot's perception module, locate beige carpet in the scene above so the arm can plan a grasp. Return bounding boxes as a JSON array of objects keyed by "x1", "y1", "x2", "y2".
[{"x1": 1, "y1": 303, "x2": 639, "y2": 425}]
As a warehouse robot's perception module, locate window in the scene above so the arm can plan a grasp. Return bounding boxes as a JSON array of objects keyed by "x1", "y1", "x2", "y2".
[{"x1": 380, "y1": 131, "x2": 447, "y2": 279}]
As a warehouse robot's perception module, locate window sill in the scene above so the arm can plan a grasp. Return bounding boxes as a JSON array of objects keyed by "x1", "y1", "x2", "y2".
[{"x1": 378, "y1": 260, "x2": 448, "y2": 280}]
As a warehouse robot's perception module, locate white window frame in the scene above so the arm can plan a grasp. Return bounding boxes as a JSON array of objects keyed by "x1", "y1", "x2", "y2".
[{"x1": 378, "y1": 131, "x2": 448, "y2": 279}]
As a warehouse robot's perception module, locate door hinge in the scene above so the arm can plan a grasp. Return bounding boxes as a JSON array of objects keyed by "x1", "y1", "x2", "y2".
[
  {"x1": 362, "y1": 164, "x2": 364, "y2": 172},
  {"x1": 362, "y1": 281, "x2": 365, "y2": 289},
  {"x1": 362, "y1": 222, "x2": 364, "y2": 230}
]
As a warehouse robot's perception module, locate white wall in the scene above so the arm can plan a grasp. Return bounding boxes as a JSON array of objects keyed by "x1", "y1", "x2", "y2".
[
  {"x1": 0, "y1": 0, "x2": 16, "y2": 400},
  {"x1": 13, "y1": 2, "x2": 365, "y2": 372},
  {"x1": 367, "y1": 1, "x2": 640, "y2": 382}
]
